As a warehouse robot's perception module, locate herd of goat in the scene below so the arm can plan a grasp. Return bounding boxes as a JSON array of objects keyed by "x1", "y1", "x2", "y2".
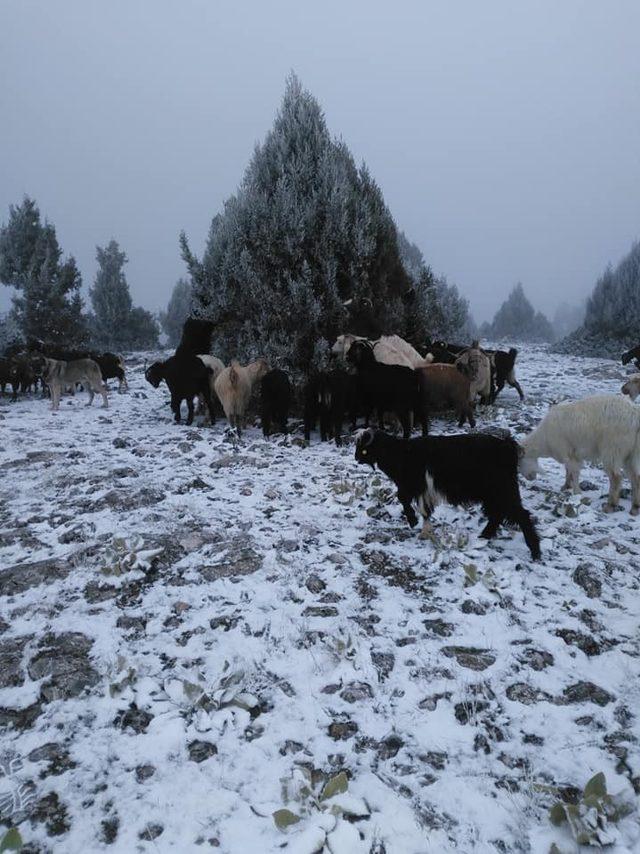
[{"x1": 4, "y1": 321, "x2": 640, "y2": 563}]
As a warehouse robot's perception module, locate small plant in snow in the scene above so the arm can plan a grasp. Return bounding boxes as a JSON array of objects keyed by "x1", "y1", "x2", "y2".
[
  {"x1": 0, "y1": 828, "x2": 23, "y2": 852},
  {"x1": 272, "y1": 767, "x2": 370, "y2": 846},
  {"x1": 108, "y1": 655, "x2": 137, "y2": 698},
  {"x1": 463, "y1": 563, "x2": 500, "y2": 595},
  {"x1": 159, "y1": 661, "x2": 260, "y2": 731},
  {"x1": 548, "y1": 772, "x2": 634, "y2": 847},
  {"x1": 100, "y1": 535, "x2": 163, "y2": 576},
  {"x1": 321, "y1": 628, "x2": 356, "y2": 664}
]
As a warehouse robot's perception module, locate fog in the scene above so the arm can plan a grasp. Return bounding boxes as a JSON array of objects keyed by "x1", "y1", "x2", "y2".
[{"x1": 1, "y1": 0, "x2": 639, "y2": 322}]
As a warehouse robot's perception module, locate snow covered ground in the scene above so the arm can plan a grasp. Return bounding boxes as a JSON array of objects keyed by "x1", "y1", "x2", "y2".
[{"x1": 1, "y1": 344, "x2": 639, "y2": 854}]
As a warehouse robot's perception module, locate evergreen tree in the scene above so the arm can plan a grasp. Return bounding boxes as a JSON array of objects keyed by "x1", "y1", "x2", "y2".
[
  {"x1": 89, "y1": 240, "x2": 133, "y2": 348},
  {"x1": 127, "y1": 306, "x2": 160, "y2": 350},
  {"x1": 160, "y1": 278, "x2": 192, "y2": 346},
  {"x1": 484, "y1": 283, "x2": 554, "y2": 341},
  {"x1": 0, "y1": 197, "x2": 86, "y2": 344},
  {"x1": 181, "y1": 74, "x2": 430, "y2": 371}
]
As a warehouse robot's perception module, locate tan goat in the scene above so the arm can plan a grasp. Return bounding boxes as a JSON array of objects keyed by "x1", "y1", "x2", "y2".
[{"x1": 214, "y1": 358, "x2": 269, "y2": 435}]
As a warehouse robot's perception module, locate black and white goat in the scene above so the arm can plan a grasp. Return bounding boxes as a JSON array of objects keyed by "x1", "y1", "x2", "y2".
[{"x1": 355, "y1": 429, "x2": 541, "y2": 559}]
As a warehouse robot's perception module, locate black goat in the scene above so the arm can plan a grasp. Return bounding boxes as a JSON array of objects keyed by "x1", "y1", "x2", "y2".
[
  {"x1": 176, "y1": 318, "x2": 215, "y2": 356},
  {"x1": 347, "y1": 341, "x2": 423, "y2": 438},
  {"x1": 145, "y1": 354, "x2": 215, "y2": 425},
  {"x1": 355, "y1": 429, "x2": 541, "y2": 559},
  {"x1": 261, "y1": 369, "x2": 292, "y2": 437},
  {"x1": 304, "y1": 369, "x2": 351, "y2": 445},
  {"x1": 423, "y1": 339, "x2": 466, "y2": 364},
  {"x1": 622, "y1": 344, "x2": 640, "y2": 370},
  {"x1": 489, "y1": 348, "x2": 524, "y2": 402}
]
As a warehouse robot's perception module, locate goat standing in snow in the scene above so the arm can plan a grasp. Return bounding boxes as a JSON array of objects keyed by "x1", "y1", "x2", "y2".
[
  {"x1": 519, "y1": 394, "x2": 640, "y2": 514},
  {"x1": 356, "y1": 428, "x2": 541, "y2": 559},
  {"x1": 214, "y1": 358, "x2": 269, "y2": 436}
]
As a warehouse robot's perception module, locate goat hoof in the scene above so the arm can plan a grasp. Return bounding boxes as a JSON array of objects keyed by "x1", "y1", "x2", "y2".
[
  {"x1": 631, "y1": 505, "x2": 640, "y2": 516},
  {"x1": 603, "y1": 502, "x2": 618, "y2": 513}
]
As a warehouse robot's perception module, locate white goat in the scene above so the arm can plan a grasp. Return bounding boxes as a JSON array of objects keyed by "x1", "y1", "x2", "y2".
[
  {"x1": 455, "y1": 343, "x2": 492, "y2": 403},
  {"x1": 519, "y1": 394, "x2": 640, "y2": 514},
  {"x1": 331, "y1": 333, "x2": 432, "y2": 369},
  {"x1": 214, "y1": 358, "x2": 269, "y2": 436},
  {"x1": 196, "y1": 354, "x2": 225, "y2": 423}
]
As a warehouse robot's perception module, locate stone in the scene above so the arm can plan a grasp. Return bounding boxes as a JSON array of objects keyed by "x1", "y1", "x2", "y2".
[
  {"x1": 200, "y1": 544, "x2": 263, "y2": 581},
  {"x1": 1, "y1": 557, "x2": 70, "y2": 595},
  {"x1": 188, "y1": 740, "x2": 218, "y2": 763},
  {"x1": 139, "y1": 824, "x2": 164, "y2": 841},
  {"x1": 371, "y1": 651, "x2": 395, "y2": 680},
  {"x1": 572, "y1": 564, "x2": 601, "y2": 598},
  {"x1": 517, "y1": 648, "x2": 554, "y2": 671},
  {"x1": 441, "y1": 646, "x2": 496, "y2": 671},
  {"x1": 0, "y1": 635, "x2": 30, "y2": 688},
  {"x1": 377, "y1": 734, "x2": 404, "y2": 759},
  {"x1": 303, "y1": 606, "x2": 339, "y2": 618},
  {"x1": 340, "y1": 681, "x2": 373, "y2": 703},
  {"x1": 114, "y1": 704, "x2": 154, "y2": 733},
  {"x1": 328, "y1": 720, "x2": 358, "y2": 740},
  {"x1": 0, "y1": 701, "x2": 42, "y2": 730},
  {"x1": 423, "y1": 619, "x2": 455, "y2": 637},
  {"x1": 560, "y1": 681, "x2": 614, "y2": 706},
  {"x1": 101, "y1": 816, "x2": 119, "y2": 844},
  {"x1": 27, "y1": 633, "x2": 99, "y2": 702},
  {"x1": 460, "y1": 599, "x2": 488, "y2": 615},
  {"x1": 506, "y1": 683, "x2": 552, "y2": 705},
  {"x1": 28, "y1": 743, "x2": 76, "y2": 777},
  {"x1": 31, "y1": 792, "x2": 70, "y2": 836},
  {"x1": 555, "y1": 629, "x2": 604, "y2": 656},
  {"x1": 135, "y1": 764, "x2": 156, "y2": 782}
]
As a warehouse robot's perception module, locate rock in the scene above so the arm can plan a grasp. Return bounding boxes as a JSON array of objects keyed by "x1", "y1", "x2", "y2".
[
  {"x1": 506, "y1": 683, "x2": 552, "y2": 705},
  {"x1": 209, "y1": 615, "x2": 239, "y2": 631},
  {"x1": 555, "y1": 629, "x2": 604, "y2": 656},
  {"x1": 139, "y1": 824, "x2": 164, "y2": 840},
  {"x1": 188, "y1": 740, "x2": 218, "y2": 763},
  {"x1": 423, "y1": 619, "x2": 455, "y2": 637},
  {"x1": 27, "y1": 633, "x2": 99, "y2": 702},
  {"x1": 614, "y1": 704, "x2": 634, "y2": 729},
  {"x1": 116, "y1": 615, "x2": 147, "y2": 633},
  {"x1": 455, "y1": 701, "x2": 490, "y2": 724},
  {"x1": 340, "y1": 681, "x2": 373, "y2": 703},
  {"x1": 31, "y1": 792, "x2": 70, "y2": 836},
  {"x1": 441, "y1": 646, "x2": 496, "y2": 671},
  {"x1": 200, "y1": 544, "x2": 263, "y2": 581},
  {"x1": 84, "y1": 582, "x2": 119, "y2": 603},
  {"x1": 560, "y1": 681, "x2": 614, "y2": 706},
  {"x1": 371, "y1": 651, "x2": 395, "y2": 680},
  {"x1": 0, "y1": 701, "x2": 42, "y2": 730},
  {"x1": 101, "y1": 816, "x2": 119, "y2": 844},
  {"x1": 0, "y1": 635, "x2": 30, "y2": 687},
  {"x1": 1, "y1": 557, "x2": 70, "y2": 595},
  {"x1": 517, "y1": 648, "x2": 554, "y2": 671},
  {"x1": 114, "y1": 704, "x2": 154, "y2": 733},
  {"x1": 112, "y1": 437, "x2": 128, "y2": 448},
  {"x1": 328, "y1": 720, "x2": 358, "y2": 740},
  {"x1": 303, "y1": 606, "x2": 339, "y2": 618},
  {"x1": 572, "y1": 565, "x2": 602, "y2": 598},
  {"x1": 522, "y1": 733, "x2": 544, "y2": 746},
  {"x1": 418, "y1": 692, "x2": 451, "y2": 712},
  {"x1": 377, "y1": 734, "x2": 404, "y2": 759},
  {"x1": 28, "y1": 743, "x2": 76, "y2": 777},
  {"x1": 135, "y1": 764, "x2": 156, "y2": 782},
  {"x1": 460, "y1": 599, "x2": 488, "y2": 615}
]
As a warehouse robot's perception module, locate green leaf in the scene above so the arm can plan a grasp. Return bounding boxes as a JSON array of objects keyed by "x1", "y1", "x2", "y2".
[
  {"x1": 320, "y1": 771, "x2": 348, "y2": 801},
  {"x1": 0, "y1": 828, "x2": 23, "y2": 852},
  {"x1": 584, "y1": 771, "x2": 607, "y2": 799},
  {"x1": 273, "y1": 809, "x2": 301, "y2": 830},
  {"x1": 549, "y1": 803, "x2": 566, "y2": 826}
]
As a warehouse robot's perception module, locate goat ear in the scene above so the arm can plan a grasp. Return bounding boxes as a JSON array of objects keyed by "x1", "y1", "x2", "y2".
[{"x1": 359, "y1": 428, "x2": 374, "y2": 447}]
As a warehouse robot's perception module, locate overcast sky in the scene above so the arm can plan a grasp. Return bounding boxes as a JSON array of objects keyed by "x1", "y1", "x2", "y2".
[{"x1": 1, "y1": 0, "x2": 639, "y2": 323}]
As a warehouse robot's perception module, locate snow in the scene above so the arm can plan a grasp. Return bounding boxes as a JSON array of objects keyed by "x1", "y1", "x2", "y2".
[{"x1": 1, "y1": 344, "x2": 639, "y2": 853}]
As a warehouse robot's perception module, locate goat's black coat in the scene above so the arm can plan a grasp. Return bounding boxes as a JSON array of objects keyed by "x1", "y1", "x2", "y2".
[
  {"x1": 145, "y1": 354, "x2": 214, "y2": 425},
  {"x1": 176, "y1": 319, "x2": 215, "y2": 357},
  {"x1": 304, "y1": 369, "x2": 351, "y2": 445},
  {"x1": 355, "y1": 429, "x2": 541, "y2": 559},
  {"x1": 347, "y1": 341, "x2": 424, "y2": 439},
  {"x1": 423, "y1": 339, "x2": 466, "y2": 364},
  {"x1": 490, "y1": 348, "x2": 524, "y2": 402},
  {"x1": 622, "y1": 344, "x2": 640, "y2": 369},
  {"x1": 261, "y1": 369, "x2": 292, "y2": 436}
]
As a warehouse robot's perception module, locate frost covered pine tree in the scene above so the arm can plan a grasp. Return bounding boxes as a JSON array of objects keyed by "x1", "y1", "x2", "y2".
[
  {"x1": 89, "y1": 239, "x2": 159, "y2": 350},
  {"x1": 180, "y1": 73, "x2": 427, "y2": 371},
  {"x1": 483, "y1": 282, "x2": 554, "y2": 342},
  {"x1": 160, "y1": 278, "x2": 192, "y2": 346},
  {"x1": 0, "y1": 196, "x2": 86, "y2": 344}
]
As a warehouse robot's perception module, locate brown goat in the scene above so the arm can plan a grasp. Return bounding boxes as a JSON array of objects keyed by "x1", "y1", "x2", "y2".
[{"x1": 415, "y1": 363, "x2": 476, "y2": 430}]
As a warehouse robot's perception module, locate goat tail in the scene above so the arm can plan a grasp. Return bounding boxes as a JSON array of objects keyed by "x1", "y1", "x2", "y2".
[
  {"x1": 229, "y1": 361, "x2": 239, "y2": 388},
  {"x1": 509, "y1": 348, "x2": 518, "y2": 361}
]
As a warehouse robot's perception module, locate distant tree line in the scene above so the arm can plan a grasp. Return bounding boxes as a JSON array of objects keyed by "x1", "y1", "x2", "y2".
[
  {"x1": 555, "y1": 240, "x2": 640, "y2": 355},
  {"x1": 0, "y1": 197, "x2": 159, "y2": 351}
]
